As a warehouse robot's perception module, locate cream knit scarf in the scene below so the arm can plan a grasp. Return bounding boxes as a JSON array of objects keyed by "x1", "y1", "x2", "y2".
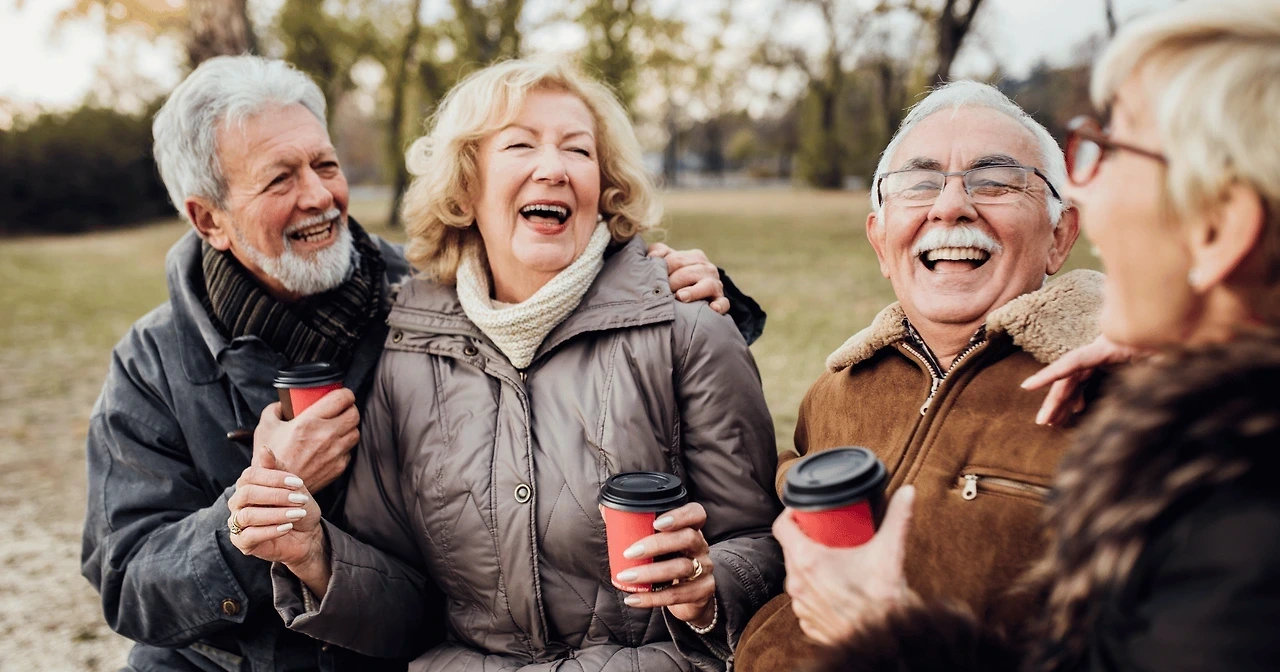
[{"x1": 456, "y1": 222, "x2": 612, "y2": 369}]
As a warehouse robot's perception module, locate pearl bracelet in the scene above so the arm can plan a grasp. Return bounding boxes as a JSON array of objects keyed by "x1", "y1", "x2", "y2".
[{"x1": 688, "y1": 596, "x2": 719, "y2": 635}]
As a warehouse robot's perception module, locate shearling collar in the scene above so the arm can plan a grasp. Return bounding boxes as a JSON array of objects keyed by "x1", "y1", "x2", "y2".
[{"x1": 825, "y1": 269, "x2": 1105, "y2": 373}]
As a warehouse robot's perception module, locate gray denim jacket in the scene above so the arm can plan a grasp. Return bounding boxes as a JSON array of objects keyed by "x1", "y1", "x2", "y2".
[{"x1": 80, "y1": 229, "x2": 410, "y2": 672}]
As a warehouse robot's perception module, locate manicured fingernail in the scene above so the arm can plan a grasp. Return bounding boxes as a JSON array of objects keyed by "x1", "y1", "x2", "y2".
[
  {"x1": 623, "y1": 544, "x2": 646, "y2": 559},
  {"x1": 284, "y1": 476, "x2": 304, "y2": 488},
  {"x1": 624, "y1": 595, "x2": 642, "y2": 606},
  {"x1": 616, "y1": 570, "x2": 639, "y2": 582},
  {"x1": 288, "y1": 493, "x2": 309, "y2": 504},
  {"x1": 654, "y1": 516, "x2": 674, "y2": 530},
  {"x1": 276, "y1": 522, "x2": 294, "y2": 532},
  {"x1": 286, "y1": 509, "x2": 307, "y2": 520}
]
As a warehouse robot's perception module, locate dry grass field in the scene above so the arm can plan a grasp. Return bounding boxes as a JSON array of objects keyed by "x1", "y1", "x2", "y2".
[{"x1": 0, "y1": 189, "x2": 1100, "y2": 671}]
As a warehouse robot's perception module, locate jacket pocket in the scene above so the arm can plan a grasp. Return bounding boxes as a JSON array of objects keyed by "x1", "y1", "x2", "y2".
[{"x1": 956, "y1": 469, "x2": 1051, "y2": 503}]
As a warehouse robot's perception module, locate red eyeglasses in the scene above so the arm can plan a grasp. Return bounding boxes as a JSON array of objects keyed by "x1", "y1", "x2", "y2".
[{"x1": 1064, "y1": 116, "x2": 1167, "y2": 186}]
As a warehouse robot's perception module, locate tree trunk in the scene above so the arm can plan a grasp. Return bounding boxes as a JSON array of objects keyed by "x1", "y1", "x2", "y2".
[
  {"x1": 929, "y1": 0, "x2": 985, "y2": 84},
  {"x1": 1104, "y1": 0, "x2": 1118, "y2": 37},
  {"x1": 663, "y1": 105, "x2": 679, "y2": 188},
  {"x1": 388, "y1": 0, "x2": 425, "y2": 229},
  {"x1": 186, "y1": 0, "x2": 255, "y2": 68}
]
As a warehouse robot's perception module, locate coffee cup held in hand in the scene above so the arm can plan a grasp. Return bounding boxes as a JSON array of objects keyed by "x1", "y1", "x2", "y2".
[
  {"x1": 782, "y1": 447, "x2": 888, "y2": 547},
  {"x1": 273, "y1": 362, "x2": 345, "y2": 421},
  {"x1": 599, "y1": 472, "x2": 688, "y2": 593}
]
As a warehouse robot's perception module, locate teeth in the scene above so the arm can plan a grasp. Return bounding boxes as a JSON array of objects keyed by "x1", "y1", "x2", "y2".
[
  {"x1": 520, "y1": 204, "x2": 569, "y2": 218},
  {"x1": 924, "y1": 247, "x2": 990, "y2": 262},
  {"x1": 291, "y1": 222, "x2": 332, "y2": 242}
]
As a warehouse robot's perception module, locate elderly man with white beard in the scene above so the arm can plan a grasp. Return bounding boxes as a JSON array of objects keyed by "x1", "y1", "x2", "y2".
[
  {"x1": 734, "y1": 81, "x2": 1102, "y2": 671},
  {"x1": 80, "y1": 55, "x2": 759, "y2": 672}
]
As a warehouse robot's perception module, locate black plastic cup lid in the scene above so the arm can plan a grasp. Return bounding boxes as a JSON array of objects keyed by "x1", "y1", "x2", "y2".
[
  {"x1": 782, "y1": 447, "x2": 887, "y2": 510},
  {"x1": 273, "y1": 362, "x2": 345, "y2": 388},
  {"x1": 599, "y1": 472, "x2": 688, "y2": 513}
]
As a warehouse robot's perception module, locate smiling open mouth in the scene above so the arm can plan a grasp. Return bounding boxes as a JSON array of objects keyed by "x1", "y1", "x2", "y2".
[
  {"x1": 519, "y1": 203, "x2": 571, "y2": 226},
  {"x1": 919, "y1": 247, "x2": 991, "y2": 272}
]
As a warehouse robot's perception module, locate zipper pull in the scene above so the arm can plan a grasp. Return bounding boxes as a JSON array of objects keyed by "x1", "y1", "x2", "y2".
[
  {"x1": 519, "y1": 370, "x2": 527, "y2": 382},
  {"x1": 962, "y1": 475, "x2": 978, "y2": 500},
  {"x1": 919, "y1": 377, "x2": 941, "y2": 415}
]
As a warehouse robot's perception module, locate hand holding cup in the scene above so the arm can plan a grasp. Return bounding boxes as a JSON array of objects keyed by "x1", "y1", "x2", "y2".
[
  {"x1": 613, "y1": 502, "x2": 717, "y2": 629},
  {"x1": 253, "y1": 388, "x2": 359, "y2": 493}
]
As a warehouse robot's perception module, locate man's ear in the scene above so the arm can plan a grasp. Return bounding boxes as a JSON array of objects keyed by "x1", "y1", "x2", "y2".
[
  {"x1": 1188, "y1": 183, "x2": 1266, "y2": 290},
  {"x1": 1045, "y1": 205, "x2": 1082, "y2": 275},
  {"x1": 187, "y1": 197, "x2": 232, "y2": 251},
  {"x1": 866, "y1": 211, "x2": 891, "y2": 279}
]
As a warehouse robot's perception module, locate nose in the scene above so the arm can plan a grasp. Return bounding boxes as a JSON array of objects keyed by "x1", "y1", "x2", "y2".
[
  {"x1": 927, "y1": 174, "x2": 978, "y2": 224},
  {"x1": 532, "y1": 144, "x2": 568, "y2": 185},
  {"x1": 297, "y1": 166, "x2": 335, "y2": 212}
]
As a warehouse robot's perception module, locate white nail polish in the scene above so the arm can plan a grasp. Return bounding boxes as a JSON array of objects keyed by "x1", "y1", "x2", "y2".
[
  {"x1": 616, "y1": 570, "x2": 639, "y2": 582},
  {"x1": 286, "y1": 509, "x2": 306, "y2": 520},
  {"x1": 624, "y1": 595, "x2": 641, "y2": 606},
  {"x1": 277, "y1": 522, "x2": 294, "y2": 532},
  {"x1": 654, "y1": 516, "x2": 674, "y2": 530},
  {"x1": 284, "y1": 476, "x2": 304, "y2": 488},
  {"x1": 623, "y1": 544, "x2": 645, "y2": 559},
  {"x1": 288, "y1": 493, "x2": 309, "y2": 504}
]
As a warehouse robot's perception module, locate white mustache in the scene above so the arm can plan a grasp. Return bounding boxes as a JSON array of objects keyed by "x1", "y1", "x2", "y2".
[
  {"x1": 911, "y1": 225, "x2": 1003, "y2": 257},
  {"x1": 284, "y1": 208, "x2": 343, "y2": 236}
]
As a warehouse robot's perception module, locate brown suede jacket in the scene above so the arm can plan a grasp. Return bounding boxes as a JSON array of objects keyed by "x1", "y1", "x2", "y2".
[{"x1": 735, "y1": 270, "x2": 1104, "y2": 672}]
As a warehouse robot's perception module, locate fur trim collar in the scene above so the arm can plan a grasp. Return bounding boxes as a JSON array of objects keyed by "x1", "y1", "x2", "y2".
[{"x1": 825, "y1": 269, "x2": 1105, "y2": 373}]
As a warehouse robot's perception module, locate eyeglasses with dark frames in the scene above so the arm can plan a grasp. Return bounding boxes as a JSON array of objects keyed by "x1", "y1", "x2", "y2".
[
  {"x1": 1064, "y1": 115, "x2": 1167, "y2": 186},
  {"x1": 875, "y1": 163, "x2": 1063, "y2": 208}
]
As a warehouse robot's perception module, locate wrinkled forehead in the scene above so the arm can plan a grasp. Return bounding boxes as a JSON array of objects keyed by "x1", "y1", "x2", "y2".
[{"x1": 888, "y1": 106, "x2": 1044, "y2": 172}]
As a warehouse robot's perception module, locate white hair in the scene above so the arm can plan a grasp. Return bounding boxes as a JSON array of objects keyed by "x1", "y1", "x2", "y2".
[
  {"x1": 152, "y1": 55, "x2": 328, "y2": 222},
  {"x1": 1092, "y1": 0, "x2": 1280, "y2": 274},
  {"x1": 871, "y1": 80, "x2": 1066, "y2": 227}
]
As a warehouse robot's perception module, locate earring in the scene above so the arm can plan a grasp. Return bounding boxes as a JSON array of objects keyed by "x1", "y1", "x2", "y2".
[
  {"x1": 597, "y1": 213, "x2": 604, "y2": 223},
  {"x1": 1188, "y1": 268, "x2": 1202, "y2": 288}
]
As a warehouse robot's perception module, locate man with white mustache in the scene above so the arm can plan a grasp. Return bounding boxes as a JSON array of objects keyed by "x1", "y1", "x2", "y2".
[
  {"x1": 735, "y1": 81, "x2": 1103, "y2": 671},
  {"x1": 81, "y1": 55, "x2": 757, "y2": 672}
]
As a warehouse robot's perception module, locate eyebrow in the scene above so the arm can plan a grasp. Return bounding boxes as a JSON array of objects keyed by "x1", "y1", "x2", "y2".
[
  {"x1": 900, "y1": 157, "x2": 942, "y2": 171},
  {"x1": 257, "y1": 148, "x2": 337, "y2": 179},
  {"x1": 503, "y1": 124, "x2": 595, "y2": 141},
  {"x1": 967, "y1": 154, "x2": 1022, "y2": 170}
]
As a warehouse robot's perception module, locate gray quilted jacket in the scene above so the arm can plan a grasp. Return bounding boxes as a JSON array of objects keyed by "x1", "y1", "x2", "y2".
[{"x1": 275, "y1": 237, "x2": 784, "y2": 671}]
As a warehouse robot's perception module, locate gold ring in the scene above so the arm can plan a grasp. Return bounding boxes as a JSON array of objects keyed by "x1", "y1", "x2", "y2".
[
  {"x1": 687, "y1": 557, "x2": 704, "y2": 582},
  {"x1": 228, "y1": 512, "x2": 244, "y2": 536}
]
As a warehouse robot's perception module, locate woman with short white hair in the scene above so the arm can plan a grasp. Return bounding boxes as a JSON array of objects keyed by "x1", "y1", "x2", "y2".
[
  {"x1": 228, "y1": 58, "x2": 784, "y2": 671},
  {"x1": 772, "y1": 0, "x2": 1280, "y2": 670}
]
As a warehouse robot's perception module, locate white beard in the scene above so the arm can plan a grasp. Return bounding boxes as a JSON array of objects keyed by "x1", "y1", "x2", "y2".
[{"x1": 234, "y1": 211, "x2": 356, "y2": 297}]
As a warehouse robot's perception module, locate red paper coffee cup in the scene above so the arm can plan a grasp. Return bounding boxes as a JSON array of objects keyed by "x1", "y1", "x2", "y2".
[
  {"x1": 782, "y1": 447, "x2": 888, "y2": 548},
  {"x1": 273, "y1": 362, "x2": 345, "y2": 421},
  {"x1": 599, "y1": 472, "x2": 688, "y2": 593}
]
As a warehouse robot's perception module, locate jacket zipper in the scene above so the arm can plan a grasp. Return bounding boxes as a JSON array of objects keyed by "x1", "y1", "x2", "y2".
[
  {"x1": 961, "y1": 474, "x2": 1051, "y2": 501},
  {"x1": 901, "y1": 337, "x2": 986, "y2": 416}
]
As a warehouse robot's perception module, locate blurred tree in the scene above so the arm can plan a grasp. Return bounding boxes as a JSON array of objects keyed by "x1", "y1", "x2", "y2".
[
  {"x1": 274, "y1": 0, "x2": 393, "y2": 119},
  {"x1": 387, "y1": 0, "x2": 425, "y2": 228},
  {"x1": 186, "y1": 0, "x2": 256, "y2": 65},
  {"x1": 927, "y1": 0, "x2": 985, "y2": 83},
  {"x1": 577, "y1": 0, "x2": 642, "y2": 109},
  {"x1": 452, "y1": 0, "x2": 525, "y2": 63},
  {"x1": 0, "y1": 104, "x2": 170, "y2": 234},
  {"x1": 57, "y1": 0, "x2": 255, "y2": 66}
]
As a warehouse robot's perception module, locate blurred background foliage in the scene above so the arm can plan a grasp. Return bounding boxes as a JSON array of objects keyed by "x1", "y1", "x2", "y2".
[{"x1": 0, "y1": 0, "x2": 1115, "y2": 236}]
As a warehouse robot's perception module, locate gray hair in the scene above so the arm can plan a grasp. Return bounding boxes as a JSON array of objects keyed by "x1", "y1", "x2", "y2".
[
  {"x1": 871, "y1": 80, "x2": 1066, "y2": 226},
  {"x1": 152, "y1": 55, "x2": 328, "y2": 221}
]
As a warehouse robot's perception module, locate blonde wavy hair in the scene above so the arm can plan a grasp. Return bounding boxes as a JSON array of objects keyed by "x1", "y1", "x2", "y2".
[
  {"x1": 1093, "y1": 0, "x2": 1280, "y2": 282},
  {"x1": 401, "y1": 58, "x2": 661, "y2": 284}
]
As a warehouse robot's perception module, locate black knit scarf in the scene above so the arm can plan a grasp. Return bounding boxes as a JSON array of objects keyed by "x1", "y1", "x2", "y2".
[{"x1": 201, "y1": 218, "x2": 387, "y2": 366}]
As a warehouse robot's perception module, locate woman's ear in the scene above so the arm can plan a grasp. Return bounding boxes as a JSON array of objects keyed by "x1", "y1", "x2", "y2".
[{"x1": 1187, "y1": 183, "x2": 1266, "y2": 291}]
